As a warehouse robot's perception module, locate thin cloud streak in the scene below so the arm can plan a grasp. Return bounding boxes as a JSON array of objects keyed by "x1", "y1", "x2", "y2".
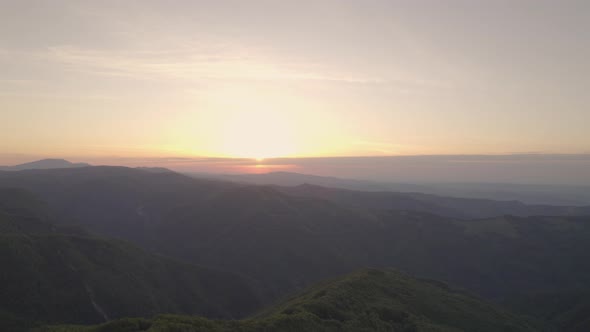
[{"x1": 45, "y1": 45, "x2": 385, "y2": 84}]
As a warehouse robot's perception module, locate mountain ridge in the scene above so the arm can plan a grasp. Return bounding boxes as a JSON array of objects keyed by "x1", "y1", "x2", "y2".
[
  {"x1": 193, "y1": 170, "x2": 590, "y2": 205},
  {"x1": 0, "y1": 159, "x2": 91, "y2": 171},
  {"x1": 38, "y1": 268, "x2": 543, "y2": 332}
]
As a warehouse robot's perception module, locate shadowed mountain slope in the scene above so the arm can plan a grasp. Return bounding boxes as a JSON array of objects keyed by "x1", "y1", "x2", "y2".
[
  {"x1": 38, "y1": 269, "x2": 542, "y2": 332},
  {"x1": 506, "y1": 290, "x2": 590, "y2": 332},
  {"x1": 0, "y1": 188, "x2": 261, "y2": 331}
]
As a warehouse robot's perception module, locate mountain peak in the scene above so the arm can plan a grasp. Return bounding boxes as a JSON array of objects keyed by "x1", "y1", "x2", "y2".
[{"x1": 0, "y1": 159, "x2": 90, "y2": 171}]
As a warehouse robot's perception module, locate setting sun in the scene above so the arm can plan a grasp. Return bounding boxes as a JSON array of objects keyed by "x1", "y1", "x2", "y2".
[
  {"x1": 216, "y1": 109, "x2": 299, "y2": 159},
  {"x1": 191, "y1": 85, "x2": 307, "y2": 159}
]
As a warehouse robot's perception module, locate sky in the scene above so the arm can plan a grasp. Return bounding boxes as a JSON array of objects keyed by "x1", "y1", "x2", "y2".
[{"x1": 1, "y1": 0, "x2": 589, "y2": 163}]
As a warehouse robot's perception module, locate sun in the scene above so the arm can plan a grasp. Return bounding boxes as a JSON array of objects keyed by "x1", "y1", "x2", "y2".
[
  {"x1": 216, "y1": 109, "x2": 299, "y2": 159},
  {"x1": 195, "y1": 85, "x2": 326, "y2": 159}
]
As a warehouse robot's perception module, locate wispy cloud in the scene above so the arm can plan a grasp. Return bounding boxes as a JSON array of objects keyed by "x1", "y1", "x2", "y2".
[{"x1": 45, "y1": 45, "x2": 382, "y2": 84}]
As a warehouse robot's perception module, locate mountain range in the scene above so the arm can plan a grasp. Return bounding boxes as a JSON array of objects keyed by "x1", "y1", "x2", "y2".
[
  {"x1": 193, "y1": 171, "x2": 590, "y2": 205},
  {"x1": 1, "y1": 163, "x2": 590, "y2": 331}
]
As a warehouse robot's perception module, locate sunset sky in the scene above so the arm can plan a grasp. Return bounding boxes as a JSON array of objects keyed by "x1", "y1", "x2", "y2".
[{"x1": 1, "y1": 0, "x2": 589, "y2": 163}]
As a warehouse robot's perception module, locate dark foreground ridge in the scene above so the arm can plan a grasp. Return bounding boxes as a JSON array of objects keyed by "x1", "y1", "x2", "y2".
[{"x1": 36, "y1": 268, "x2": 540, "y2": 332}]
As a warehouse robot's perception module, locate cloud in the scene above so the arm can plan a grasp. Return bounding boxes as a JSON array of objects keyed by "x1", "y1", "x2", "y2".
[{"x1": 45, "y1": 45, "x2": 383, "y2": 84}]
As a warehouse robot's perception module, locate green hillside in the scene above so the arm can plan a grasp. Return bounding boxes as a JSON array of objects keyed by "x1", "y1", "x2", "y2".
[
  {"x1": 38, "y1": 269, "x2": 542, "y2": 332},
  {"x1": 0, "y1": 188, "x2": 260, "y2": 331}
]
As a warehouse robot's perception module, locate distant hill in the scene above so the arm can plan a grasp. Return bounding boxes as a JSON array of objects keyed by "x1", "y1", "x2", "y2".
[
  {"x1": 38, "y1": 269, "x2": 542, "y2": 332},
  {"x1": 0, "y1": 188, "x2": 261, "y2": 331},
  {"x1": 279, "y1": 183, "x2": 590, "y2": 219},
  {"x1": 194, "y1": 171, "x2": 590, "y2": 205},
  {"x1": 192, "y1": 171, "x2": 400, "y2": 190},
  {"x1": 0, "y1": 159, "x2": 90, "y2": 171}
]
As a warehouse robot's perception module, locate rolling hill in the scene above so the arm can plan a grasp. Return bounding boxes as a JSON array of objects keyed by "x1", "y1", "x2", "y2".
[
  {"x1": 37, "y1": 269, "x2": 542, "y2": 332},
  {"x1": 0, "y1": 188, "x2": 261, "y2": 331}
]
